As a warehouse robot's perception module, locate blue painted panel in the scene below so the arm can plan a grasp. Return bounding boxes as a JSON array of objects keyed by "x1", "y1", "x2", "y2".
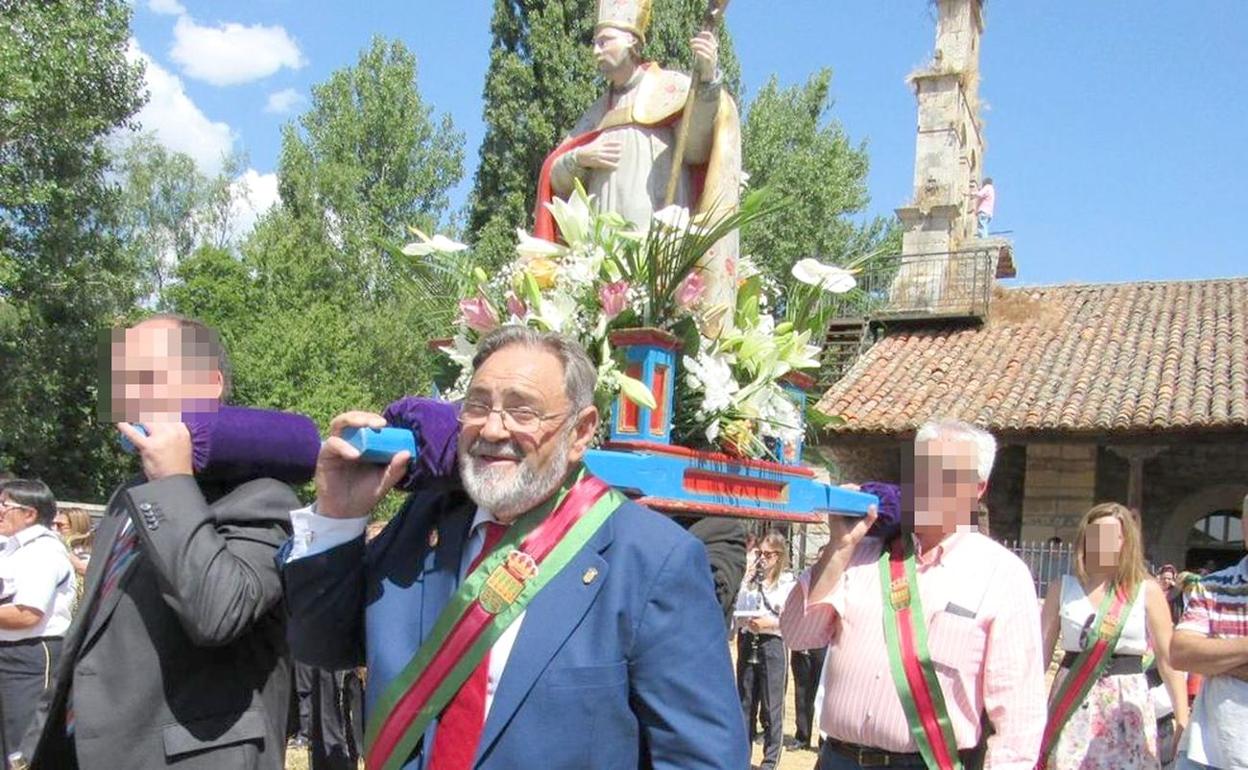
[
  {"x1": 584, "y1": 447, "x2": 876, "y2": 519},
  {"x1": 609, "y1": 343, "x2": 677, "y2": 444}
]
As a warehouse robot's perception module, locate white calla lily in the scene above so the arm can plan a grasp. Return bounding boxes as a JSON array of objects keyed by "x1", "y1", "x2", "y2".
[
  {"x1": 402, "y1": 227, "x2": 468, "y2": 256},
  {"x1": 791, "y1": 258, "x2": 857, "y2": 293},
  {"x1": 515, "y1": 229, "x2": 568, "y2": 261}
]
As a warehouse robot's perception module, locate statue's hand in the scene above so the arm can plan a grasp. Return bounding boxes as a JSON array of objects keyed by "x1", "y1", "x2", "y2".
[
  {"x1": 575, "y1": 137, "x2": 622, "y2": 171},
  {"x1": 691, "y1": 31, "x2": 719, "y2": 81}
]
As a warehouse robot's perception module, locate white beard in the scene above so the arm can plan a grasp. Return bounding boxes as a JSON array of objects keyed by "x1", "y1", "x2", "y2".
[{"x1": 459, "y1": 426, "x2": 574, "y2": 521}]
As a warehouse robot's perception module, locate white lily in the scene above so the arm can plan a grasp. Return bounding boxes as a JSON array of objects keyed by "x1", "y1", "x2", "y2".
[
  {"x1": 651, "y1": 205, "x2": 711, "y2": 237},
  {"x1": 791, "y1": 258, "x2": 857, "y2": 293},
  {"x1": 402, "y1": 227, "x2": 468, "y2": 257},
  {"x1": 515, "y1": 229, "x2": 568, "y2": 261},
  {"x1": 437, "y1": 332, "x2": 477, "y2": 372},
  {"x1": 545, "y1": 190, "x2": 593, "y2": 246}
]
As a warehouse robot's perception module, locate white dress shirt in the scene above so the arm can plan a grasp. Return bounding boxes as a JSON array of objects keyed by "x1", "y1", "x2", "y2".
[
  {"x1": 287, "y1": 505, "x2": 524, "y2": 714},
  {"x1": 0, "y1": 524, "x2": 75, "y2": 641}
]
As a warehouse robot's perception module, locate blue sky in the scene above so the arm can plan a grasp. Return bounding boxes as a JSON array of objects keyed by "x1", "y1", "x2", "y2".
[{"x1": 129, "y1": 1, "x2": 1246, "y2": 286}]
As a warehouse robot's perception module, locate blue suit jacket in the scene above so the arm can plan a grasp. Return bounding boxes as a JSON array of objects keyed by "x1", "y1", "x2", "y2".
[{"x1": 283, "y1": 484, "x2": 748, "y2": 770}]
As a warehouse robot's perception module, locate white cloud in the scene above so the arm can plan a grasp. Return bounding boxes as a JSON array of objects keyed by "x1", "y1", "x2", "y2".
[
  {"x1": 170, "y1": 16, "x2": 305, "y2": 86},
  {"x1": 147, "y1": 0, "x2": 186, "y2": 15},
  {"x1": 229, "y1": 169, "x2": 280, "y2": 238},
  {"x1": 126, "y1": 40, "x2": 234, "y2": 174},
  {"x1": 264, "y1": 87, "x2": 304, "y2": 114}
]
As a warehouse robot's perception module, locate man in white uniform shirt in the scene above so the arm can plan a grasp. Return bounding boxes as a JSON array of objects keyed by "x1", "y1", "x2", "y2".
[{"x1": 0, "y1": 480, "x2": 73, "y2": 758}]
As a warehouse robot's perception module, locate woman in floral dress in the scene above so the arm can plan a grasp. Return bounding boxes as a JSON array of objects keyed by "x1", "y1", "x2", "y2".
[{"x1": 1039, "y1": 503, "x2": 1189, "y2": 769}]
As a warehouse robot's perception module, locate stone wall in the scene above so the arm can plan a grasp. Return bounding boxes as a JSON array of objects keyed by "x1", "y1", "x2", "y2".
[
  {"x1": 819, "y1": 443, "x2": 900, "y2": 486},
  {"x1": 1019, "y1": 443, "x2": 1098, "y2": 542},
  {"x1": 1096, "y1": 439, "x2": 1248, "y2": 567}
]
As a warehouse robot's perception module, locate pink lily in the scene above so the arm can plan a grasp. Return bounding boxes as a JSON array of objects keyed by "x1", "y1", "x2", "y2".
[
  {"x1": 505, "y1": 292, "x2": 527, "y2": 319},
  {"x1": 674, "y1": 272, "x2": 706, "y2": 310},
  {"x1": 598, "y1": 281, "x2": 630, "y2": 320},
  {"x1": 459, "y1": 296, "x2": 499, "y2": 333}
]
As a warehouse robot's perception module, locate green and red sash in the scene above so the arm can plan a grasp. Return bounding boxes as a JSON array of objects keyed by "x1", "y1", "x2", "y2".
[
  {"x1": 1035, "y1": 582, "x2": 1139, "y2": 770},
  {"x1": 879, "y1": 536, "x2": 963, "y2": 770},
  {"x1": 363, "y1": 471, "x2": 622, "y2": 770}
]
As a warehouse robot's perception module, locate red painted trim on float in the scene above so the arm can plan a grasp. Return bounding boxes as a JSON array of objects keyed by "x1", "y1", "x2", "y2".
[
  {"x1": 608, "y1": 328, "x2": 683, "y2": 351},
  {"x1": 682, "y1": 469, "x2": 789, "y2": 503}
]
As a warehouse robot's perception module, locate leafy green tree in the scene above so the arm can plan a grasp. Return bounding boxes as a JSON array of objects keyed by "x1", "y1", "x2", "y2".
[
  {"x1": 742, "y1": 69, "x2": 895, "y2": 282},
  {"x1": 275, "y1": 36, "x2": 463, "y2": 294},
  {"x1": 467, "y1": 0, "x2": 740, "y2": 267},
  {"x1": 113, "y1": 133, "x2": 241, "y2": 303},
  {"x1": 170, "y1": 37, "x2": 465, "y2": 429},
  {"x1": 0, "y1": 0, "x2": 146, "y2": 499}
]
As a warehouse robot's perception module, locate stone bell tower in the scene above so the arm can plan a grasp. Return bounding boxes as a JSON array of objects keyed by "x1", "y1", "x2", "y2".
[{"x1": 895, "y1": 0, "x2": 987, "y2": 255}]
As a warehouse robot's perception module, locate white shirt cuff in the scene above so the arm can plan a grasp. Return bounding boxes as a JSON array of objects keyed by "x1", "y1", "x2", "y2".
[{"x1": 286, "y1": 504, "x2": 368, "y2": 562}]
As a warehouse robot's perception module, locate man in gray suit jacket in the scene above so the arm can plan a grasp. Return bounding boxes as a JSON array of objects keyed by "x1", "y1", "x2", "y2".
[{"x1": 18, "y1": 316, "x2": 299, "y2": 770}]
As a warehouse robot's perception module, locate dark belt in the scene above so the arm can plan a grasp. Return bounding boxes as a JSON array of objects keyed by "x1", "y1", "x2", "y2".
[
  {"x1": 822, "y1": 738, "x2": 979, "y2": 768},
  {"x1": 1059, "y1": 651, "x2": 1143, "y2": 678}
]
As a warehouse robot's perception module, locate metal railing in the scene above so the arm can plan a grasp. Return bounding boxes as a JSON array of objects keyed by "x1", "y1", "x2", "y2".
[
  {"x1": 1005, "y1": 540, "x2": 1074, "y2": 598},
  {"x1": 828, "y1": 248, "x2": 998, "y2": 323}
]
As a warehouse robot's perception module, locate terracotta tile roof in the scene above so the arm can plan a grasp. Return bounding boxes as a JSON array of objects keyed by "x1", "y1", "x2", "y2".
[{"x1": 817, "y1": 278, "x2": 1248, "y2": 436}]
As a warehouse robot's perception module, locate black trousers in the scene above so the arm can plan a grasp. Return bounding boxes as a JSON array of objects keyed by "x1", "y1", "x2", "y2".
[
  {"x1": 736, "y1": 632, "x2": 786, "y2": 770},
  {"x1": 0, "y1": 637, "x2": 61, "y2": 758},
  {"x1": 790, "y1": 645, "x2": 827, "y2": 746},
  {"x1": 294, "y1": 662, "x2": 362, "y2": 770}
]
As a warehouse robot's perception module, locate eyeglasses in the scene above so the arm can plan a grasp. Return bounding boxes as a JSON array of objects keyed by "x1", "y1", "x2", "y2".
[
  {"x1": 758, "y1": 551, "x2": 781, "y2": 559},
  {"x1": 0, "y1": 502, "x2": 31, "y2": 514},
  {"x1": 458, "y1": 401, "x2": 567, "y2": 434}
]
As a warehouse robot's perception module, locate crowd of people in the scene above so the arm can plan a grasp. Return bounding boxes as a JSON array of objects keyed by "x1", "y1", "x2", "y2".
[
  {"x1": 0, "y1": 316, "x2": 1244, "y2": 770},
  {"x1": 730, "y1": 455, "x2": 1246, "y2": 770}
]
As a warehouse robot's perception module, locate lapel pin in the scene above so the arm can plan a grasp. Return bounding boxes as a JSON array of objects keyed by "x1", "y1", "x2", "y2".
[
  {"x1": 582, "y1": 567, "x2": 599, "y2": 585},
  {"x1": 428, "y1": 528, "x2": 440, "y2": 548}
]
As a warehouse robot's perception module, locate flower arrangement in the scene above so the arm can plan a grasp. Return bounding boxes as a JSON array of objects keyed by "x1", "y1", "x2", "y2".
[{"x1": 408, "y1": 185, "x2": 857, "y2": 461}]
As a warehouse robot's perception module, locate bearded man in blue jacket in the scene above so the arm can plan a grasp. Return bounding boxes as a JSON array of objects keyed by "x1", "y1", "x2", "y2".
[{"x1": 282, "y1": 326, "x2": 747, "y2": 770}]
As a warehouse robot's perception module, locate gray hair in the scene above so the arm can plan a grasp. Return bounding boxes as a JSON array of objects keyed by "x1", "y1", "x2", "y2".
[
  {"x1": 914, "y1": 418, "x2": 997, "y2": 484},
  {"x1": 471, "y1": 326, "x2": 597, "y2": 412}
]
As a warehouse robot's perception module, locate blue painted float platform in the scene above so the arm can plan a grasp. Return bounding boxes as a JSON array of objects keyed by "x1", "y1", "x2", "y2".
[{"x1": 584, "y1": 440, "x2": 877, "y2": 524}]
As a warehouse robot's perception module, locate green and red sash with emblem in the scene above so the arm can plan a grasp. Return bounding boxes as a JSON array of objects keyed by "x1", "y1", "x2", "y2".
[
  {"x1": 879, "y1": 536, "x2": 963, "y2": 770},
  {"x1": 1035, "y1": 582, "x2": 1139, "y2": 770},
  {"x1": 363, "y1": 470, "x2": 623, "y2": 770}
]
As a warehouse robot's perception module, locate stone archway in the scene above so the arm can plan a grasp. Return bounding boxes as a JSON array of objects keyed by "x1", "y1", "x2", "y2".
[{"x1": 1154, "y1": 483, "x2": 1248, "y2": 567}]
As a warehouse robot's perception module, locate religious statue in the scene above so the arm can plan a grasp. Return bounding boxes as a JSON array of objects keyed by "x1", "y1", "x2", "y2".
[{"x1": 534, "y1": 0, "x2": 742, "y2": 335}]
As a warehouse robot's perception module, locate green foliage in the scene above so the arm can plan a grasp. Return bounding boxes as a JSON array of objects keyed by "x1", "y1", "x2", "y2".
[
  {"x1": 113, "y1": 133, "x2": 242, "y2": 303},
  {"x1": 0, "y1": 0, "x2": 146, "y2": 499},
  {"x1": 169, "y1": 37, "x2": 465, "y2": 430},
  {"x1": 642, "y1": 0, "x2": 741, "y2": 96},
  {"x1": 742, "y1": 69, "x2": 896, "y2": 283},
  {"x1": 614, "y1": 188, "x2": 782, "y2": 326},
  {"x1": 467, "y1": 0, "x2": 741, "y2": 268}
]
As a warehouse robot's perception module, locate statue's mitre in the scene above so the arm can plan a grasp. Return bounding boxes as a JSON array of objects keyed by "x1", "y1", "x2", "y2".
[{"x1": 596, "y1": 0, "x2": 653, "y2": 44}]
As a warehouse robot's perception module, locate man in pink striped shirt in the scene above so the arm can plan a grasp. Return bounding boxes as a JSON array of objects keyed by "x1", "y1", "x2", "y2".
[{"x1": 781, "y1": 419, "x2": 1046, "y2": 769}]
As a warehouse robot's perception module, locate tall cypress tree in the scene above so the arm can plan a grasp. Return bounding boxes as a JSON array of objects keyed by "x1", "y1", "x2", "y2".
[{"x1": 467, "y1": 0, "x2": 740, "y2": 267}]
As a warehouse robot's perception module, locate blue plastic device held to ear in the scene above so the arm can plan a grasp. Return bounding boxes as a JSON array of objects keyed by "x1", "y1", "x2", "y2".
[
  {"x1": 119, "y1": 424, "x2": 150, "y2": 454},
  {"x1": 339, "y1": 426, "x2": 420, "y2": 464}
]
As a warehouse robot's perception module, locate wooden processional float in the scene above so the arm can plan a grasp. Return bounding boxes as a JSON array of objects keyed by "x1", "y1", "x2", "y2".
[{"x1": 583, "y1": 328, "x2": 876, "y2": 524}]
